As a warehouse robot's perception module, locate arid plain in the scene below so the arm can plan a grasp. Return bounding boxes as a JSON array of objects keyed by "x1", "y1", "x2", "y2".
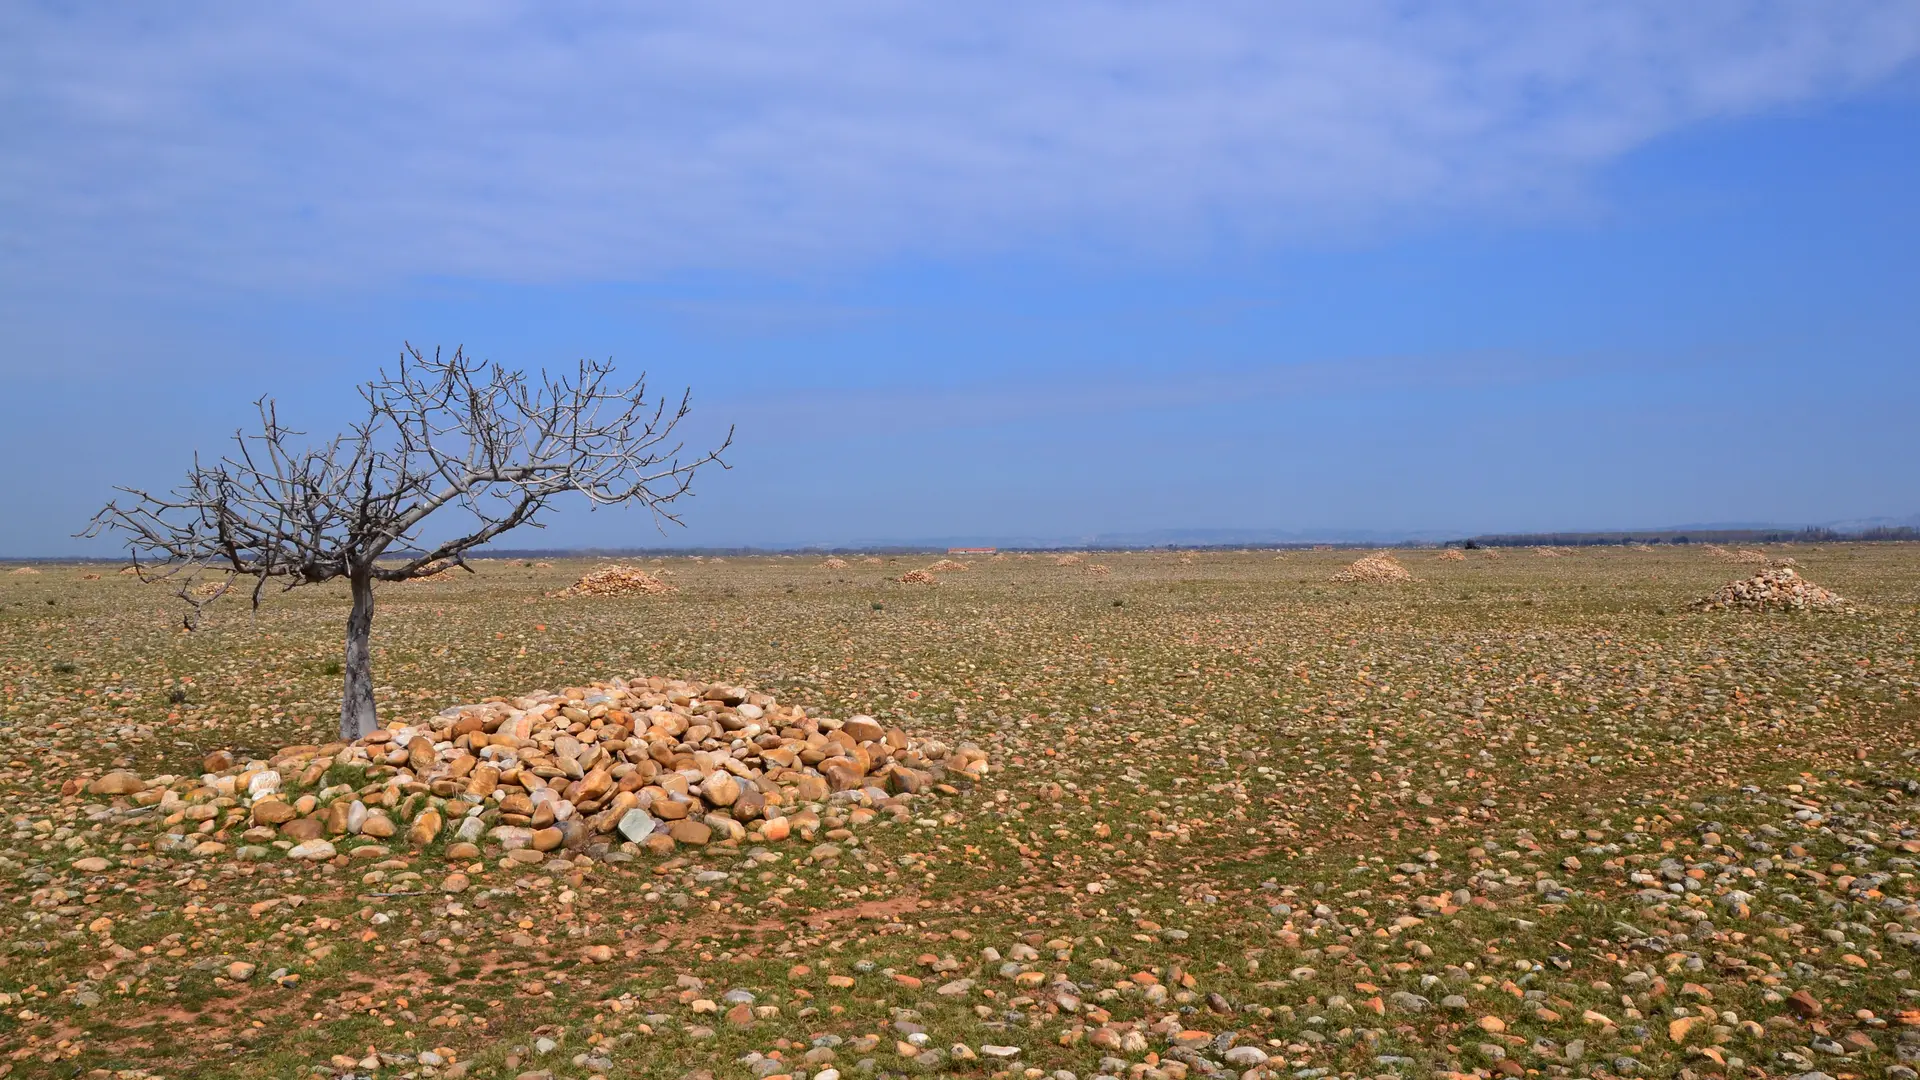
[{"x1": 2, "y1": 546, "x2": 1917, "y2": 1080}]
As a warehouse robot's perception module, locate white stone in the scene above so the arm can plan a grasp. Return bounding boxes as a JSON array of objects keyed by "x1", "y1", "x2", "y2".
[
  {"x1": 286, "y1": 839, "x2": 336, "y2": 861},
  {"x1": 489, "y1": 825, "x2": 534, "y2": 849},
  {"x1": 618, "y1": 808, "x2": 657, "y2": 843},
  {"x1": 247, "y1": 770, "x2": 282, "y2": 799}
]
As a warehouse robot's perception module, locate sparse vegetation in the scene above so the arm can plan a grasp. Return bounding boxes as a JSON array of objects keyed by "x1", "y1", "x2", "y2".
[{"x1": 2, "y1": 546, "x2": 1918, "y2": 1078}]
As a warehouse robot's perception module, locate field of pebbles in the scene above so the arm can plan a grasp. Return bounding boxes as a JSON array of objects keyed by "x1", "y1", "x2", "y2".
[{"x1": 2, "y1": 545, "x2": 1918, "y2": 1080}]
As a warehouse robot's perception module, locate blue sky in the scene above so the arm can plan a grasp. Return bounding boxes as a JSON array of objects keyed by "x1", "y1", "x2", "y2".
[{"x1": 5, "y1": 3, "x2": 1920, "y2": 554}]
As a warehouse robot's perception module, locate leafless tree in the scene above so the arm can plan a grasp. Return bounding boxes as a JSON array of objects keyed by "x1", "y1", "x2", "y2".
[{"x1": 85, "y1": 344, "x2": 732, "y2": 740}]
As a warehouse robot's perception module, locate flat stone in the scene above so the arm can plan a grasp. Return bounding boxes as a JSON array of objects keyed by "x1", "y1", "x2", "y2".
[
  {"x1": 287, "y1": 839, "x2": 336, "y2": 861},
  {"x1": 668, "y1": 820, "x2": 712, "y2": 845},
  {"x1": 89, "y1": 771, "x2": 145, "y2": 796}
]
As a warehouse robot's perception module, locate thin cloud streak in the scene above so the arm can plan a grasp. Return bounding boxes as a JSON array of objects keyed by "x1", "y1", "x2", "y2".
[{"x1": 4, "y1": 2, "x2": 1918, "y2": 289}]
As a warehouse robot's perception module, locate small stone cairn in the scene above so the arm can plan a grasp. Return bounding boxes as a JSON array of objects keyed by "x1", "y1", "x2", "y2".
[
  {"x1": 555, "y1": 564, "x2": 675, "y2": 596},
  {"x1": 1331, "y1": 552, "x2": 1415, "y2": 583},
  {"x1": 1696, "y1": 567, "x2": 1850, "y2": 612}
]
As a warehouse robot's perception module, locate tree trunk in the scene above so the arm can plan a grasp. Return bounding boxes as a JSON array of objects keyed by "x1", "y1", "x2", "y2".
[{"x1": 339, "y1": 569, "x2": 378, "y2": 741}]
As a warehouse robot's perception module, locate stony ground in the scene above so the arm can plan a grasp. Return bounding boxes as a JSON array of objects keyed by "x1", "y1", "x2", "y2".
[{"x1": 2, "y1": 546, "x2": 1918, "y2": 1080}]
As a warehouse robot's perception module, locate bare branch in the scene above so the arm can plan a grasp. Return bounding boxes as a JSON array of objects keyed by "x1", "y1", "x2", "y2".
[{"x1": 84, "y1": 341, "x2": 730, "y2": 611}]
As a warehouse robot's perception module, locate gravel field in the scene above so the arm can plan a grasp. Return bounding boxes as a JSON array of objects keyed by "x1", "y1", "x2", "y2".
[{"x1": 2, "y1": 546, "x2": 1918, "y2": 1080}]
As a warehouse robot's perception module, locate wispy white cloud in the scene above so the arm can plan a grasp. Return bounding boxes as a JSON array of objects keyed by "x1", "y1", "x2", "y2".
[{"x1": 3, "y1": 1, "x2": 1917, "y2": 288}]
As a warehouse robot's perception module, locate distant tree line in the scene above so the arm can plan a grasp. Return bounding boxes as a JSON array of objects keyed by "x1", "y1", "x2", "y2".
[{"x1": 1452, "y1": 526, "x2": 1920, "y2": 548}]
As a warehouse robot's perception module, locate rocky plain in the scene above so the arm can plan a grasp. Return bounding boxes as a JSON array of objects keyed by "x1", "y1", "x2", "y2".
[{"x1": 2, "y1": 546, "x2": 1918, "y2": 1080}]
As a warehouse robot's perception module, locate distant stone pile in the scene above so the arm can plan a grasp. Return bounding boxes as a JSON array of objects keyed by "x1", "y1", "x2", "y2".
[
  {"x1": 1332, "y1": 552, "x2": 1415, "y2": 584},
  {"x1": 897, "y1": 568, "x2": 937, "y2": 584},
  {"x1": 820, "y1": 557, "x2": 849, "y2": 570},
  {"x1": 1696, "y1": 567, "x2": 1850, "y2": 612},
  {"x1": 556, "y1": 565, "x2": 675, "y2": 597},
  {"x1": 925, "y1": 559, "x2": 971, "y2": 573},
  {"x1": 1435, "y1": 549, "x2": 1466, "y2": 562},
  {"x1": 75, "y1": 676, "x2": 986, "y2": 865}
]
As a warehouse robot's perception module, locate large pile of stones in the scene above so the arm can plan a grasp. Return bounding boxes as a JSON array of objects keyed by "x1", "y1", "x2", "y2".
[
  {"x1": 1331, "y1": 552, "x2": 1414, "y2": 583},
  {"x1": 73, "y1": 677, "x2": 987, "y2": 865},
  {"x1": 556, "y1": 564, "x2": 675, "y2": 597},
  {"x1": 1696, "y1": 567, "x2": 1850, "y2": 611}
]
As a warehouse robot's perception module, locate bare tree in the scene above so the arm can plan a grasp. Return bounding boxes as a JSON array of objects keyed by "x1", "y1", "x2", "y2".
[{"x1": 85, "y1": 344, "x2": 732, "y2": 740}]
